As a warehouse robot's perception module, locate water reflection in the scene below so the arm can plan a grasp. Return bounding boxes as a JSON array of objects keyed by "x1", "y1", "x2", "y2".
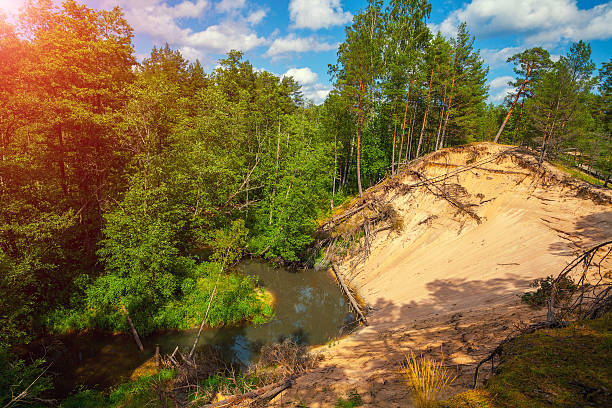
[{"x1": 47, "y1": 260, "x2": 351, "y2": 395}]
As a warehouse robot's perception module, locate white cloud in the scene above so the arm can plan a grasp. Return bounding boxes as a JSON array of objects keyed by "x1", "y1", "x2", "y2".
[
  {"x1": 179, "y1": 46, "x2": 204, "y2": 62},
  {"x1": 488, "y1": 75, "x2": 514, "y2": 104},
  {"x1": 289, "y1": 0, "x2": 352, "y2": 30},
  {"x1": 266, "y1": 34, "x2": 337, "y2": 56},
  {"x1": 97, "y1": 0, "x2": 266, "y2": 60},
  {"x1": 246, "y1": 9, "x2": 266, "y2": 25},
  {"x1": 438, "y1": 0, "x2": 612, "y2": 46},
  {"x1": 215, "y1": 0, "x2": 246, "y2": 13},
  {"x1": 480, "y1": 47, "x2": 521, "y2": 69},
  {"x1": 185, "y1": 23, "x2": 266, "y2": 53},
  {"x1": 489, "y1": 75, "x2": 513, "y2": 89},
  {"x1": 283, "y1": 67, "x2": 318, "y2": 85},
  {"x1": 171, "y1": 0, "x2": 210, "y2": 17},
  {"x1": 282, "y1": 67, "x2": 331, "y2": 104}
]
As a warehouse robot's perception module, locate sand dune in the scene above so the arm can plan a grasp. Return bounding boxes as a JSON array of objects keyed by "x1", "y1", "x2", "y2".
[{"x1": 269, "y1": 143, "x2": 612, "y2": 407}]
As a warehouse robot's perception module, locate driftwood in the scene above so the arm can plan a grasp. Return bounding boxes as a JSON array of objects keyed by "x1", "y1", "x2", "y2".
[
  {"x1": 319, "y1": 202, "x2": 369, "y2": 231},
  {"x1": 121, "y1": 304, "x2": 144, "y2": 352},
  {"x1": 190, "y1": 286, "x2": 217, "y2": 358},
  {"x1": 199, "y1": 378, "x2": 294, "y2": 408},
  {"x1": 330, "y1": 263, "x2": 367, "y2": 325}
]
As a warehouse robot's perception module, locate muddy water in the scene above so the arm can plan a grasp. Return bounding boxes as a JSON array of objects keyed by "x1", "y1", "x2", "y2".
[{"x1": 48, "y1": 261, "x2": 351, "y2": 395}]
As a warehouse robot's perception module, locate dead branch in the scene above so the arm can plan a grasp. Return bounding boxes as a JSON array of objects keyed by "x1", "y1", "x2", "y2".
[
  {"x1": 199, "y1": 378, "x2": 295, "y2": 408},
  {"x1": 330, "y1": 263, "x2": 367, "y2": 325},
  {"x1": 411, "y1": 170, "x2": 482, "y2": 224},
  {"x1": 473, "y1": 241, "x2": 612, "y2": 388}
]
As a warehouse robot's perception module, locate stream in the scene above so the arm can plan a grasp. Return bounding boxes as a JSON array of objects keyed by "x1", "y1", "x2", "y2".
[{"x1": 44, "y1": 260, "x2": 351, "y2": 396}]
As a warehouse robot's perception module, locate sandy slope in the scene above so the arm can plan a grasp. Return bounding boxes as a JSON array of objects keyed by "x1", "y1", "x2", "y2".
[{"x1": 267, "y1": 143, "x2": 612, "y2": 407}]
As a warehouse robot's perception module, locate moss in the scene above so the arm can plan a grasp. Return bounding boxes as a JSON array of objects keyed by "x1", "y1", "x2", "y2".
[{"x1": 441, "y1": 315, "x2": 612, "y2": 408}]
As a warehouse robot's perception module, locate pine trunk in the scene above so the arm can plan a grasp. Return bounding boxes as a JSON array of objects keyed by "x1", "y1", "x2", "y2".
[
  {"x1": 494, "y1": 64, "x2": 532, "y2": 143},
  {"x1": 435, "y1": 85, "x2": 447, "y2": 150},
  {"x1": 356, "y1": 79, "x2": 364, "y2": 197},
  {"x1": 397, "y1": 84, "x2": 411, "y2": 173},
  {"x1": 391, "y1": 98, "x2": 398, "y2": 175},
  {"x1": 416, "y1": 59, "x2": 436, "y2": 158}
]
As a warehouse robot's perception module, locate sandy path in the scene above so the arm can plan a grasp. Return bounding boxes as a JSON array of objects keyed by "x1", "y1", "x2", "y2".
[{"x1": 269, "y1": 144, "x2": 612, "y2": 407}]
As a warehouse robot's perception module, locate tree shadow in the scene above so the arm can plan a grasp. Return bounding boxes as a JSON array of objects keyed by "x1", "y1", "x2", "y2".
[
  {"x1": 548, "y1": 211, "x2": 612, "y2": 256},
  {"x1": 273, "y1": 273, "x2": 541, "y2": 407}
]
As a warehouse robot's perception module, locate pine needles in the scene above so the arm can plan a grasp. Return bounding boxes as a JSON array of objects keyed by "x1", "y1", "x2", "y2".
[{"x1": 399, "y1": 351, "x2": 456, "y2": 408}]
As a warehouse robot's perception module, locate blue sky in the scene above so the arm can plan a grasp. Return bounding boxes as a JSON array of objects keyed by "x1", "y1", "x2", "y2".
[{"x1": 1, "y1": 0, "x2": 611, "y2": 104}]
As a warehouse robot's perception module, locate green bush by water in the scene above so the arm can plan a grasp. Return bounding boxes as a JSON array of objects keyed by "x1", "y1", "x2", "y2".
[{"x1": 61, "y1": 369, "x2": 175, "y2": 408}]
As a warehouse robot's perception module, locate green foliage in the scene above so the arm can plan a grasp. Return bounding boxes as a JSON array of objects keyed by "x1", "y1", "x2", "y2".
[
  {"x1": 60, "y1": 369, "x2": 175, "y2": 408},
  {"x1": 520, "y1": 276, "x2": 577, "y2": 308},
  {"x1": 0, "y1": 351, "x2": 51, "y2": 408},
  {"x1": 198, "y1": 372, "x2": 258, "y2": 396},
  {"x1": 335, "y1": 389, "x2": 364, "y2": 407},
  {"x1": 329, "y1": 4, "x2": 489, "y2": 196}
]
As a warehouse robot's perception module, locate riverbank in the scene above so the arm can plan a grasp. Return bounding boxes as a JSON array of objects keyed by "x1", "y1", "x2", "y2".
[
  {"x1": 268, "y1": 143, "x2": 612, "y2": 407},
  {"x1": 27, "y1": 261, "x2": 350, "y2": 402}
]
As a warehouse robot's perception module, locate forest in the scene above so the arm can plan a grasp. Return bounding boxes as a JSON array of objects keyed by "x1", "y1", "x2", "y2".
[{"x1": 0, "y1": 0, "x2": 610, "y2": 406}]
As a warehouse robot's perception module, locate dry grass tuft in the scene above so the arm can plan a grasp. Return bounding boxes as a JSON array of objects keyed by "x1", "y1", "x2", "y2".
[{"x1": 399, "y1": 351, "x2": 456, "y2": 408}]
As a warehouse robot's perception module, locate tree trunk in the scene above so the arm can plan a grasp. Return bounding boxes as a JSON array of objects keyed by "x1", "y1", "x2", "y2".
[
  {"x1": 190, "y1": 285, "x2": 217, "y2": 358},
  {"x1": 405, "y1": 106, "x2": 416, "y2": 163},
  {"x1": 121, "y1": 304, "x2": 144, "y2": 352},
  {"x1": 391, "y1": 99, "x2": 398, "y2": 175},
  {"x1": 513, "y1": 94, "x2": 526, "y2": 145},
  {"x1": 343, "y1": 126, "x2": 356, "y2": 187},
  {"x1": 332, "y1": 131, "x2": 337, "y2": 209},
  {"x1": 435, "y1": 85, "x2": 447, "y2": 150},
  {"x1": 440, "y1": 71, "x2": 456, "y2": 150},
  {"x1": 416, "y1": 59, "x2": 436, "y2": 158},
  {"x1": 397, "y1": 83, "x2": 411, "y2": 173},
  {"x1": 276, "y1": 120, "x2": 281, "y2": 173},
  {"x1": 539, "y1": 93, "x2": 561, "y2": 164},
  {"x1": 356, "y1": 79, "x2": 364, "y2": 197},
  {"x1": 494, "y1": 64, "x2": 532, "y2": 143}
]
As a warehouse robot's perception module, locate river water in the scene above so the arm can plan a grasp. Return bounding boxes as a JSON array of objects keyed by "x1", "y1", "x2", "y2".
[{"x1": 47, "y1": 260, "x2": 351, "y2": 395}]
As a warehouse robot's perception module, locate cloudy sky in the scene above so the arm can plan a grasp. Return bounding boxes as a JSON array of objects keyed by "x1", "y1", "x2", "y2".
[{"x1": 1, "y1": 0, "x2": 611, "y2": 104}]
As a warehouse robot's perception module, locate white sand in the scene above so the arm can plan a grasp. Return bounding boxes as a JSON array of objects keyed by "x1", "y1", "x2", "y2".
[{"x1": 269, "y1": 143, "x2": 612, "y2": 407}]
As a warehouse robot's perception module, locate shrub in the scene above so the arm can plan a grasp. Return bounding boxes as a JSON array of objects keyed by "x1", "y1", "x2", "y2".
[
  {"x1": 400, "y1": 352, "x2": 456, "y2": 408},
  {"x1": 335, "y1": 389, "x2": 363, "y2": 407},
  {"x1": 521, "y1": 275, "x2": 577, "y2": 308}
]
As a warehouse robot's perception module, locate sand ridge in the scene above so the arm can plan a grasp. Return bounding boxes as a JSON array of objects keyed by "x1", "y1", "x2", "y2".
[{"x1": 269, "y1": 143, "x2": 612, "y2": 407}]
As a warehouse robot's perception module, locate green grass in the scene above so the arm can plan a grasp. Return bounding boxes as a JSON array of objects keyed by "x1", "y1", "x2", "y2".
[
  {"x1": 335, "y1": 389, "x2": 363, "y2": 407},
  {"x1": 60, "y1": 369, "x2": 175, "y2": 408},
  {"x1": 554, "y1": 162, "x2": 610, "y2": 188},
  {"x1": 440, "y1": 315, "x2": 612, "y2": 408}
]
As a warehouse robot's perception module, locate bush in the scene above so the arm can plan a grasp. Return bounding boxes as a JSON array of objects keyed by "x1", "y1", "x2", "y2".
[
  {"x1": 335, "y1": 389, "x2": 363, "y2": 407},
  {"x1": 521, "y1": 275, "x2": 577, "y2": 308},
  {"x1": 0, "y1": 350, "x2": 51, "y2": 408},
  {"x1": 61, "y1": 369, "x2": 175, "y2": 408}
]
